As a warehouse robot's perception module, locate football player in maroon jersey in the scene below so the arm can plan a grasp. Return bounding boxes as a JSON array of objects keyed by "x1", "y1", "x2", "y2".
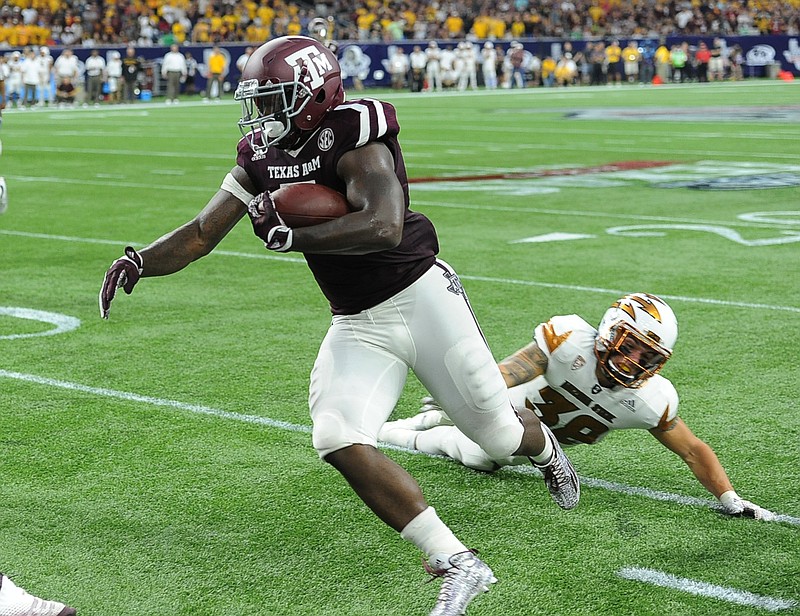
[{"x1": 100, "y1": 36, "x2": 579, "y2": 616}]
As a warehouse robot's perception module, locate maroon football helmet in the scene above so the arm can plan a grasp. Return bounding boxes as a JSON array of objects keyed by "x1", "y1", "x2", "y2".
[{"x1": 234, "y1": 36, "x2": 345, "y2": 152}]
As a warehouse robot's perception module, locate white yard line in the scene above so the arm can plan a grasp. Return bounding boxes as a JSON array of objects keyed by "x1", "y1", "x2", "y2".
[
  {"x1": 2, "y1": 229, "x2": 799, "y2": 313},
  {"x1": 617, "y1": 567, "x2": 798, "y2": 611},
  {"x1": 1, "y1": 368, "x2": 798, "y2": 526}
]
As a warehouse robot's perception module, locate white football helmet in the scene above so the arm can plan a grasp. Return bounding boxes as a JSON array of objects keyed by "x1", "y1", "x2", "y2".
[{"x1": 594, "y1": 293, "x2": 677, "y2": 388}]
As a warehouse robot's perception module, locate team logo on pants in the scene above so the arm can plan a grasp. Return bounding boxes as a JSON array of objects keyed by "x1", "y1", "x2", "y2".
[{"x1": 443, "y1": 271, "x2": 464, "y2": 296}]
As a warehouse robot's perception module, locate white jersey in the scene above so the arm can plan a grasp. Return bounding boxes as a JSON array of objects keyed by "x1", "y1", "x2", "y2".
[
  {"x1": 512, "y1": 314, "x2": 678, "y2": 446},
  {"x1": 380, "y1": 313, "x2": 678, "y2": 472}
]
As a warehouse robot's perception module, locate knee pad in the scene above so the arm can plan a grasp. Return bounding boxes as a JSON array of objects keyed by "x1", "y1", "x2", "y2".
[
  {"x1": 480, "y1": 418, "x2": 524, "y2": 460},
  {"x1": 444, "y1": 338, "x2": 508, "y2": 412}
]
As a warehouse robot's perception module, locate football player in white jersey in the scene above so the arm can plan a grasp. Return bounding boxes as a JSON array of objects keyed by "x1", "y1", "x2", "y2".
[{"x1": 380, "y1": 293, "x2": 775, "y2": 521}]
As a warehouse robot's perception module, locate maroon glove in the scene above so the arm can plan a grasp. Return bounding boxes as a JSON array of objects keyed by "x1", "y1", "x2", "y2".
[
  {"x1": 247, "y1": 191, "x2": 293, "y2": 252},
  {"x1": 99, "y1": 246, "x2": 143, "y2": 319}
]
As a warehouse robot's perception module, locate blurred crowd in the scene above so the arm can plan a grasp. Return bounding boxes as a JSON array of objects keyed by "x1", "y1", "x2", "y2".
[
  {"x1": 0, "y1": 0, "x2": 797, "y2": 49},
  {"x1": 382, "y1": 36, "x2": 746, "y2": 94}
]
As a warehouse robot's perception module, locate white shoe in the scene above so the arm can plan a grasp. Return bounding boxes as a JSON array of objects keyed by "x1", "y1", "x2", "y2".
[
  {"x1": 0, "y1": 177, "x2": 7, "y2": 215},
  {"x1": 427, "y1": 551, "x2": 496, "y2": 616},
  {"x1": 378, "y1": 404, "x2": 455, "y2": 448},
  {"x1": 532, "y1": 423, "x2": 580, "y2": 510},
  {"x1": 398, "y1": 408, "x2": 453, "y2": 432},
  {"x1": 0, "y1": 574, "x2": 76, "y2": 616}
]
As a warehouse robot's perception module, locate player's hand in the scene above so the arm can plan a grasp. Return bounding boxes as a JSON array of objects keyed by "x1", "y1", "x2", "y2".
[
  {"x1": 247, "y1": 191, "x2": 293, "y2": 252},
  {"x1": 719, "y1": 491, "x2": 775, "y2": 521},
  {"x1": 420, "y1": 396, "x2": 444, "y2": 414},
  {"x1": 99, "y1": 246, "x2": 143, "y2": 319}
]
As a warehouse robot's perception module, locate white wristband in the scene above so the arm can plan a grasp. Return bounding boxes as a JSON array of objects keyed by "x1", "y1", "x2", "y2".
[{"x1": 221, "y1": 172, "x2": 256, "y2": 205}]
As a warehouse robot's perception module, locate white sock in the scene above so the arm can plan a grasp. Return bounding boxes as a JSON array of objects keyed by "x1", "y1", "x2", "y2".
[
  {"x1": 400, "y1": 506, "x2": 468, "y2": 567},
  {"x1": 529, "y1": 422, "x2": 554, "y2": 464}
]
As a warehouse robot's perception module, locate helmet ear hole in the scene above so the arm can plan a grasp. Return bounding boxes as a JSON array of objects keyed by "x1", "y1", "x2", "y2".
[{"x1": 314, "y1": 89, "x2": 327, "y2": 104}]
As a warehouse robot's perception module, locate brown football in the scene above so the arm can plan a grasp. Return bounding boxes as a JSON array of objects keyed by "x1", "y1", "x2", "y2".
[{"x1": 271, "y1": 183, "x2": 352, "y2": 228}]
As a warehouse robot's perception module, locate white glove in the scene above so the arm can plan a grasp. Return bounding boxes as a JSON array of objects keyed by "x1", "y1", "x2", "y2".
[{"x1": 719, "y1": 490, "x2": 775, "y2": 521}]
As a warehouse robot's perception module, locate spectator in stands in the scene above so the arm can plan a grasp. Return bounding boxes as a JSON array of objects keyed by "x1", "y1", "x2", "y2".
[
  {"x1": 205, "y1": 45, "x2": 226, "y2": 102},
  {"x1": 161, "y1": 43, "x2": 187, "y2": 104},
  {"x1": 444, "y1": 12, "x2": 464, "y2": 38},
  {"x1": 20, "y1": 0, "x2": 800, "y2": 49},
  {"x1": 84, "y1": 48, "x2": 106, "y2": 106}
]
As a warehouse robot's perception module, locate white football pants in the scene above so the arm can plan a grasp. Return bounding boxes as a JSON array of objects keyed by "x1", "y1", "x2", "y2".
[{"x1": 310, "y1": 260, "x2": 523, "y2": 459}]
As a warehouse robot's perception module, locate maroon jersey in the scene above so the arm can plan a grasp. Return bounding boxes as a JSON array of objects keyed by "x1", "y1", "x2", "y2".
[{"x1": 237, "y1": 98, "x2": 439, "y2": 315}]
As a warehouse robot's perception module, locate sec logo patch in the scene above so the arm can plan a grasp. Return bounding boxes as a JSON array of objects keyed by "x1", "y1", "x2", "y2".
[{"x1": 318, "y1": 128, "x2": 334, "y2": 151}]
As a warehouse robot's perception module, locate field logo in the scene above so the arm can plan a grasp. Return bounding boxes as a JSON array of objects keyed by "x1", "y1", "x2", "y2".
[
  {"x1": 0, "y1": 306, "x2": 80, "y2": 340},
  {"x1": 657, "y1": 173, "x2": 800, "y2": 190}
]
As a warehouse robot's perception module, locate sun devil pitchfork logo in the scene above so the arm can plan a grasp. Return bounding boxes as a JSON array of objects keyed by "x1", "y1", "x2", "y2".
[{"x1": 284, "y1": 46, "x2": 334, "y2": 94}]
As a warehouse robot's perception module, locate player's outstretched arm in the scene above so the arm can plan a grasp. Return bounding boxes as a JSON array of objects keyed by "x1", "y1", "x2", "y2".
[
  {"x1": 649, "y1": 419, "x2": 774, "y2": 520},
  {"x1": 498, "y1": 340, "x2": 548, "y2": 388},
  {"x1": 100, "y1": 168, "x2": 249, "y2": 318}
]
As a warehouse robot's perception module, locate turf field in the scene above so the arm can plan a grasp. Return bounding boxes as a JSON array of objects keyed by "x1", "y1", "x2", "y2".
[{"x1": 1, "y1": 80, "x2": 799, "y2": 615}]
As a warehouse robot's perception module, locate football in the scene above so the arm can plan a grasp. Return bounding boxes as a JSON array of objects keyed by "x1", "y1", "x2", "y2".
[{"x1": 271, "y1": 183, "x2": 352, "y2": 228}]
